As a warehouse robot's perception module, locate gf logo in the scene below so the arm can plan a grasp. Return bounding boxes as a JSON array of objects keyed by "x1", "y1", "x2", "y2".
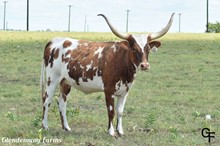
[{"x1": 201, "y1": 128, "x2": 215, "y2": 143}]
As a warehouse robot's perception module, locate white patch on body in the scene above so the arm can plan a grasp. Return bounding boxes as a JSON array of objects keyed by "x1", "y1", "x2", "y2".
[
  {"x1": 94, "y1": 47, "x2": 103, "y2": 59},
  {"x1": 111, "y1": 43, "x2": 117, "y2": 52},
  {"x1": 83, "y1": 43, "x2": 88, "y2": 46},
  {"x1": 80, "y1": 65, "x2": 84, "y2": 69},
  {"x1": 109, "y1": 105, "x2": 113, "y2": 111},
  {"x1": 72, "y1": 75, "x2": 104, "y2": 94},
  {"x1": 86, "y1": 61, "x2": 93, "y2": 71},
  {"x1": 114, "y1": 81, "x2": 133, "y2": 97}
]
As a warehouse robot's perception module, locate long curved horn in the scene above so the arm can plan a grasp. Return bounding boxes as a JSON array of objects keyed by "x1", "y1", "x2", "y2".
[
  {"x1": 98, "y1": 14, "x2": 129, "y2": 40},
  {"x1": 149, "y1": 13, "x2": 175, "y2": 40}
]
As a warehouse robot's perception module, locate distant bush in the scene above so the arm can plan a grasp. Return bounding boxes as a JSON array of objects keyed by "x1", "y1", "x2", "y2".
[{"x1": 208, "y1": 22, "x2": 220, "y2": 33}]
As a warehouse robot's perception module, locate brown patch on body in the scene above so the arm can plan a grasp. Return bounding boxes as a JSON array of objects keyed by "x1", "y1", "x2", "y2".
[
  {"x1": 60, "y1": 79, "x2": 71, "y2": 102},
  {"x1": 46, "y1": 47, "x2": 60, "y2": 68},
  {"x1": 59, "y1": 111, "x2": 65, "y2": 129},
  {"x1": 63, "y1": 40, "x2": 72, "y2": 48},
  {"x1": 42, "y1": 106, "x2": 46, "y2": 129},
  {"x1": 49, "y1": 49, "x2": 54, "y2": 67},
  {"x1": 44, "y1": 41, "x2": 52, "y2": 67},
  {"x1": 42, "y1": 92, "x2": 48, "y2": 104},
  {"x1": 62, "y1": 54, "x2": 70, "y2": 63},
  {"x1": 42, "y1": 92, "x2": 48, "y2": 121},
  {"x1": 47, "y1": 77, "x2": 51, "y2": 86},
  {"x1": 59, "y1": 112, "x2": 68, "y2": 131},
  {"x1": 48, "y1": 48, "x2": 56, "y2": 68},
  {"x1": 54, "y1": 49, "x2": 59, "y2": 59},
  {"x1": 65, "y1": 50, "x2": 72, "y2": 56},
  {"x1": 78, "y1": 40, "x2": 90, "y2": 44}
]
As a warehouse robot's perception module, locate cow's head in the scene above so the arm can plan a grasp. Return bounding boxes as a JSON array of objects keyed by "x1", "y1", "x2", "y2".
[{"x1": 98, "y1": 13, "x2": 174, "y2": 70}]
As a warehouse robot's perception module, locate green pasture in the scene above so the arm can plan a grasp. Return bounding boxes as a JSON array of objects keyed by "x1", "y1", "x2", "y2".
[{"x1": 0, "y1": 31, "x2": 220, "y2": 145}]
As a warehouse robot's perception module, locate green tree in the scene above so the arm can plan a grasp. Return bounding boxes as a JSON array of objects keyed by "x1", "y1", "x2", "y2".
[{"x1": 208, "y1": 22, "x2": 220, "y2": 33}]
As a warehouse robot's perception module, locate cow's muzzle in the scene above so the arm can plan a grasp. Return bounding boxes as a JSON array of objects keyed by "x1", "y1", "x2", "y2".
[{"x1": 140, "y1": 63, "x2": 150, "y2": 70}]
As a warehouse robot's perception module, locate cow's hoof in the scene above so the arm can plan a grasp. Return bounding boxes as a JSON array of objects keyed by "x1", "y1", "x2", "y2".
[
  {"x1": 63, "y1": 126, "x2": 71, "y2": 131},
  {"x1": 107, "y1": 131, "x2": 117, "y2": 139},
  {"x1": 117, "y1": 131, "x2": 124, "y2": 137},
  {"x1": 42, "y1": 124, "x2": 49, "y2": 130},
  {"x1": 112, "y1": 133, "x2": 118, "y2": 139}
]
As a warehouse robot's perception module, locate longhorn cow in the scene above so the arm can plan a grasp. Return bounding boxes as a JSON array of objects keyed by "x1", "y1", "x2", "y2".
[{"x1": 41, "y1": 13, "x2": 174, "y2": 136}]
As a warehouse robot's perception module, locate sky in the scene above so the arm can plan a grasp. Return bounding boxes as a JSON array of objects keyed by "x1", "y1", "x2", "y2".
[{"x1": 0, "y1": 0, "x2": 220, "y2": 33}]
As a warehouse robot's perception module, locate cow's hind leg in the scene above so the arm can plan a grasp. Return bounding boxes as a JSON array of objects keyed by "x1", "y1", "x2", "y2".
[
  {"x1": 42, "y1": 76, "x2": 59, "y2": 129},
  {"x1": 57, "y1": 79, "x2": 71, "y2": 131}
]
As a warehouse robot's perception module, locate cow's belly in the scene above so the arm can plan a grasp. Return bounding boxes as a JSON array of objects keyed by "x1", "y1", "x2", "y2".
[{"x1": 71, "y1": 76, "x2": 104, "y2": 94}]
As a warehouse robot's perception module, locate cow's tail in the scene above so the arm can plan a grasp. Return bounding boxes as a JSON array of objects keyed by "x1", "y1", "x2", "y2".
[{"x1": 40, "y1": 60, "x2": 45, "y2": 99}]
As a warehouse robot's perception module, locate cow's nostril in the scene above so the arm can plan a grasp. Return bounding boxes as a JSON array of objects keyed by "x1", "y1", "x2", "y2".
[
  {"x1": 140, "y1": 63, "x2": 149, "y2": 70},
  {"x1": 141, "y1": 64, "x2": 145, "y2": 68}
]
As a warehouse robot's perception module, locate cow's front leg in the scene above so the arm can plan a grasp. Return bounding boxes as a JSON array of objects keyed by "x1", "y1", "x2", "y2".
[
  {"x1": 116, "y1": 93, "x2": 128, "y2": 136},
  {"x1": 104, "y1": 91, "x2": 115, "y2": 136}
]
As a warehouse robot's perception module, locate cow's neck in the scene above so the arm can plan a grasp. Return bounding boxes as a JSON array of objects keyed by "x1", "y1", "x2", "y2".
[{"x1": 118, "y1": 43, "x2": 138, "y2": 84}]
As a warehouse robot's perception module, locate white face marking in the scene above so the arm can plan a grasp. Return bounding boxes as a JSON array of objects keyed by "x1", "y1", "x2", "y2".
[
  {"x1": 132, "y1": 34, "x2": 149, "y2": 53},
  {"x1": 94, "y1": 47, "x2": 103, "y2": 59}
]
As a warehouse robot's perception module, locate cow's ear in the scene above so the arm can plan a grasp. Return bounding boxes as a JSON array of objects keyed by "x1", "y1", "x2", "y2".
[
  {"x1": 149, "y1": 41, "x2": 161, "y2": 52},
  {"x1": 149, "y1": 41, "x2": 161, "y2": 49}
]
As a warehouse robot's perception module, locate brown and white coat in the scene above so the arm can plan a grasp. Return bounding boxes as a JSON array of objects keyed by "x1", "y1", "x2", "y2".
[{"x1": 41, "y1": 13, "x2": 174, "y2": 136}]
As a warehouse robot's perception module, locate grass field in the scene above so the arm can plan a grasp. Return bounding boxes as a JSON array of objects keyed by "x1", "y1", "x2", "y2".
[{"x1": 0, "y1": 31, "x2": 220, "y2": 145}]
